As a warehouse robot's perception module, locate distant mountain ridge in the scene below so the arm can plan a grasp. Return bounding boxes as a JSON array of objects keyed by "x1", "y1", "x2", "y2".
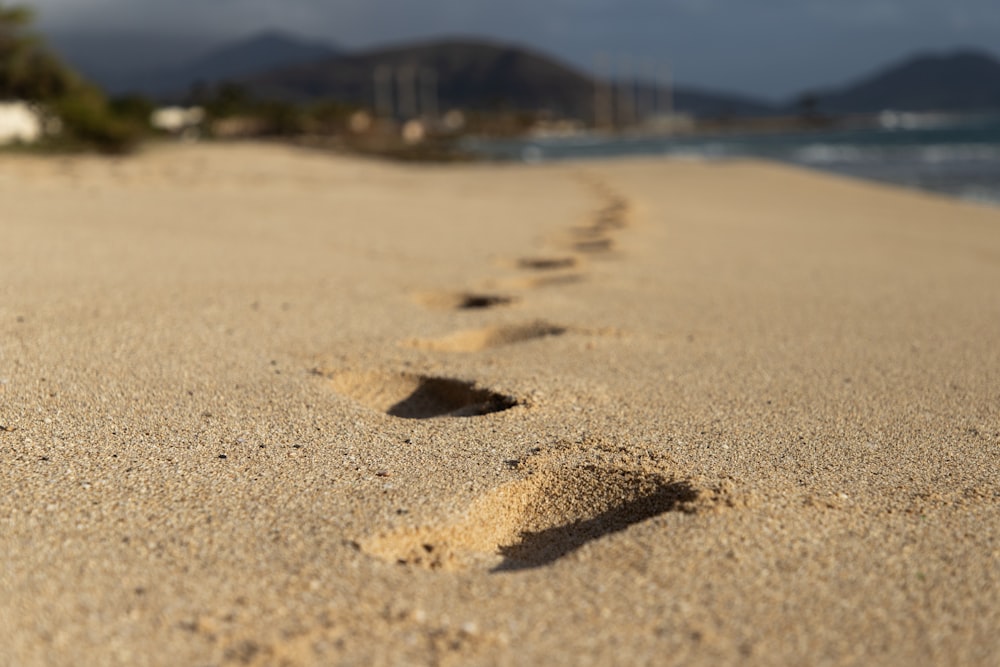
[
  {"x1": 251, "y1": 38, "x2": 592, "y2": 112},
  {"x1": 165, "y1": 31, "x2": 339, "y2": 93},
  {"x1": 806, "y1": 50, "x2": 1000, "y2": 114},
  {"x1": 132, "y1": 31, "x2": 341, "y2": 96},
  {"x1": 42, "y1": 30, "x2": 1000, "y2": 117},
  {"x1": 246, "y1": 37, "x2": 777, "y2": 118},
  {"x1": 44, "y1": 29, "x2": 777, "y2": 116}
]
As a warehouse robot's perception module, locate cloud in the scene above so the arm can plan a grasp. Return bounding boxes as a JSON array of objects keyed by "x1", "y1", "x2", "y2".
[{"x1": 28, "y1": 0, "x2": 1000, "y2": 39}]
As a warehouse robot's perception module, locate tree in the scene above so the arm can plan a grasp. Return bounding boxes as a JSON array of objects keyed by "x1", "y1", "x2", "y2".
[
  {"x1": 0, "y1": 3, "x2": 77, "y2": 101},
  {"x1": 0, "y1": 2, "x2": 144, "y2": 152}
]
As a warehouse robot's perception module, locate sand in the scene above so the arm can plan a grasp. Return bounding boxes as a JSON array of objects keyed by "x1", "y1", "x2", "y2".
[{"x1": 1, "y1": 143, "x2": 998, "y2": 666}]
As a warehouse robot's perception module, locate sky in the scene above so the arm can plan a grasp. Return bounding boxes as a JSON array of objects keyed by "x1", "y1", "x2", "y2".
[{"x1": 27, "y1": 0, "x2": 1000, "y2": 101}]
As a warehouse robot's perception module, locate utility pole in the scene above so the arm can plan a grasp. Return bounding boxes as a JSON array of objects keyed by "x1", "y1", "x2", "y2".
[
  {"x1": 658, "y1": 62, "x2": 673, "y2": 119},
  {"x1": 374, "y1": 65, "x2": 393, "y2": 119},
  {"x1": 420, "y1": 68, "x2": 438, "y2": 120},
  {"x1": 637, "y1": 59, "x2": 655, "y2": 127},
  {"x1": 397, "y1": 64, "x2": 418, "y2": 119},
  {"x1": 615, "y1": 55, "x2": 635, "y2": 129}
]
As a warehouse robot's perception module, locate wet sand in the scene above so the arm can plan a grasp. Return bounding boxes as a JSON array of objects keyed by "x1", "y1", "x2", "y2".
[{"x1": 1, "y1": 143, "x2": 999, "y2": 665}]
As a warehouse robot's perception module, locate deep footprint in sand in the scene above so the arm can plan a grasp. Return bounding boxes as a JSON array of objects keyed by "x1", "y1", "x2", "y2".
[
  {"x1": 517, "y1": 256, "x2": 579, "y2": 271},
  {"x1": 321, "y1": 370, "x2": 518, "y2": 419},
  {"x1": 572, "y1": 237, "x2": 615, "y2": 254},
  {"x1": 360, "y1": 457, "x2": 707, "y2": 572},
  {"x1": 414, "y1": 291, "x2": 517, "y2": 311},
  {"x1": 497, "y1": 273, "x2": 586, "y2": 290},
  {"x1": 403, "y1": 321, "x2": 568, "y2": 353},
  {"x1": 584, "y1": 196, "x2": 630, "y2": 236}
]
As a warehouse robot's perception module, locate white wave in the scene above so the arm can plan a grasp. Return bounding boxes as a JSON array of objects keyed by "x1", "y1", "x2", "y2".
[
  {"x1": 877, "y1": 111, "x2": 967, "y2": 131},
  {"x1": 956, "y1": 187, "x2": 1000, "y2": 206},
  {"x1": 521, "y1": 145, "x2": 544, "y2": 163},
  {"x1": 917, "y1": 144, "x2": 1000, "y2": 164},
  {"x1": 792, "y1": 144, "x2": 876, "y2": 164},
  {"x1": 664, "y1": 143, "x2": 733, "y2": 160},
  {"x1": 791, "y1": 142, "x2": 1000, "y2": 166}
]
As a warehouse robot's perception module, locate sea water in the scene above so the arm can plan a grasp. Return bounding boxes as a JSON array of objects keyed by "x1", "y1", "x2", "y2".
[{"x1": 463, "y1": 113, "x2": 1000, "y2": 206}]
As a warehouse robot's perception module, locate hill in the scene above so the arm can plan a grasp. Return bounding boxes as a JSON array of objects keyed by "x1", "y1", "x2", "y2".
[
  {"x1": 249, "y1": 38, "x2": 593, "y2": 115},
  {"x1": 804, "y1": 50, "x2": 1000, "y2": 114},
  {"x1": 169, "y1": 31, "x2": 339, "y2": 92},
  {"x1": 246, "y1": 37, "x2": 775, "y2": 119}
]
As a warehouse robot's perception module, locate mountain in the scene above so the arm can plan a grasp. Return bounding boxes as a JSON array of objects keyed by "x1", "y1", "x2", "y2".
[
  {"x1": 246, "y1": 37, "x2": 776, "y2": 118},
  {"x1": 169, "y1": 31, "x2": 339, "y2": 91},
  {"x1": 42, "y1": 30, "x2": 778, "y2": 117},
  {"x1": 41, "y1": 29, "x2": 1000, "y2": 118},
  {"x1": 249, "y1": 38, "x2": 593, "y2": 113},
  {"x1": 672, "y1": 87, "x2": 776, "y2": 118},
  {"x1": 803, "y1": 50, "x2": 1000, "y2": 114},
  {"x1": 46, "y1": 30, "x2": 339, "y2": 97}
]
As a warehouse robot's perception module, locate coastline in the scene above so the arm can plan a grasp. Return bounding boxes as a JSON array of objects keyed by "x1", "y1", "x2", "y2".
[
  {"x1": 463, "y1": 114, "x2": 1000, "y2": 207},
  {"x1": 2, "y1": 143, "x2": 999, "y2": 665}
]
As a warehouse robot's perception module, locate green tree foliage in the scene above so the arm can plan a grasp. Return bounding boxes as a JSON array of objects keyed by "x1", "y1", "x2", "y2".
[
  {"x1": 0, "y1": 2, "x2": 145, "y2": 152},
  {"x1": 197, "y1": 82, "x2": 355, "y2": 138},
  {"x1": 52, "y1": 88, "x2": 145, "y2": 153},
  {"x1": 202, "y1": 82, "x2": 254, "y2": 118},
  {"x1": 0, "y1": 3, "x2": 76, "y2": 100}
]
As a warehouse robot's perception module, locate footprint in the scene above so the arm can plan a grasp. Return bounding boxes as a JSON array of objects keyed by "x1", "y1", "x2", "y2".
[
  {"x1": 322, "y1": 371, "x2": 519, "y2": 419},
  {"x1": 414, "y1": 291, "x2": 517, "y2": 311},
  {"x1": 517, "y1": 256, "x2": 579, "y2": 271},
  {"x1": 552, "y1": 225, "x2": 615, "y2": 255},
  {"x1": 600, "y1": 197, "x2": 630, "y2": 216},
  {"x1": 572, "y1": 237, "x2": 614, "y2": 254},
  {"x1": 593, "y1": 214, "x2": 627, "y2": 232},
  {"x1": 492, "y1": 467, "x2": 695, "y2": 572},
  {"x1": 568, "y1": 225, "x2": 609, "y2": 240},
  {"x1": 403, "y1": 321, "x2": 568, "y2": 353},
  {"x1": 361, "y1": 462, "x2": 700, "y2": 572},
  {"x1": 498, "y1": 273, "x2": 585, "y2": 290}
]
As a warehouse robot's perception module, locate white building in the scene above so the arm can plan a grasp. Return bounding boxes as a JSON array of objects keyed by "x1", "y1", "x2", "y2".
[
  {"x1": 151, "y1": 106, "x2": 206, "y2": 137},
  {"x1": 0, "y1": 102, "x2": 43, "y2": 145}
]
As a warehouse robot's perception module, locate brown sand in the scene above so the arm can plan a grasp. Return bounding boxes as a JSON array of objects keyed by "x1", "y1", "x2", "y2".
[{"x1": 1, "y1": 143, "x2": 999, "y2": 665}]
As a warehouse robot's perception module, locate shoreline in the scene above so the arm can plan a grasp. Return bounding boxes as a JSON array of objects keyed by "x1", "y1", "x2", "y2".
[{"x1": 461, "y1": 116, "x2": 1000, "y2": 207}]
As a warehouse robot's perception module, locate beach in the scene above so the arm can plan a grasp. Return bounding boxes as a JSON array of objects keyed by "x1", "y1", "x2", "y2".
[{"x1": 2, "y1": 143, "x2": 999, "y2": 665}]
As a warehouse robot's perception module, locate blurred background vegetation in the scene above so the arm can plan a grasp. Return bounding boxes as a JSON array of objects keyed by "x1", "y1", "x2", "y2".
[
  {"x1": 2, "y1": 2, "x2": 552, "y2": 159},
  {"x1": 1, "y1": 2, "x2": 147, "y2": 152},
  {"x1": 0, "y1": 2, "x2": 458, "y2": 158}
]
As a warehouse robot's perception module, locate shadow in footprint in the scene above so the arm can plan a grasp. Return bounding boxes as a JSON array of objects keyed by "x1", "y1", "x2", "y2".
[
  {"x1": 323, "y1": 370, "x2": 518, "y2": 419},
  {"x1": 518, "y1": 257, "x2": 578, "y2": 271},
  {"x1": 387, "y1": 377, "x2": 518, "y2": 419},
  {"x1": 458, "y1": 294, "x2": 514, "y2": 309},
  {"x1": 361, "y1": 463, "x2": 703, "y2": 571},
  {"x1": 415, "y1": 291, "x2": 516, "y2": 311},
  {"x1": 573, "y1": 238, "x2": 614, "y2": 254},
  {"x1": 499, "y1": 273, "x2": 585, "y2": 290},
  {"x1": 595, "y1": 214, "x2": 627, "y2": 231},
  {"x1": 405, "y1": 321, "x2": 568, "y2": 352},
  {"x1": 493, "y1": 479, "x2": 697, "y2": 572}
]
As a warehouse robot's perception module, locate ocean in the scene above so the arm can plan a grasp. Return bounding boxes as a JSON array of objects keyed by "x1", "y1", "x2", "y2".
[{"x1": 462, "y1": 113, "x2": 1000, "y2": 206}]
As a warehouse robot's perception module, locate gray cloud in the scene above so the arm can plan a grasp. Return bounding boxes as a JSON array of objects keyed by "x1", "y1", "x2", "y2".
[{"x1": 26, "y1": 0, "x2": 1000, "y2": 99}]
